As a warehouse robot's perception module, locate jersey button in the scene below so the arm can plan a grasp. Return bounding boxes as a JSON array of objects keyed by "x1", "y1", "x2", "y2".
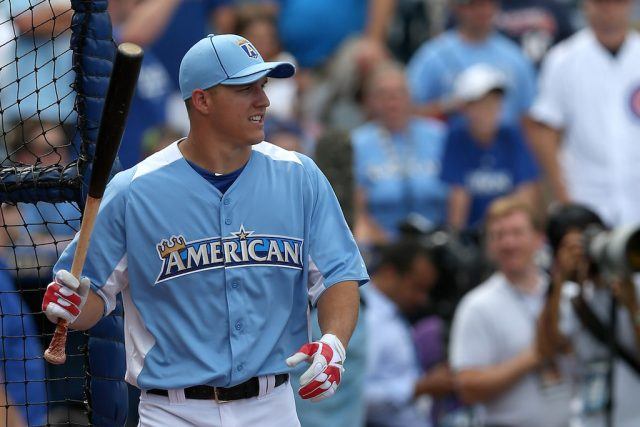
[
  {"x1": 223, "y1": 198, "x2": 231, "y2": 205},
  {"x1": 231, "y1": 282, "x2": 239, "y2": 289},
  {"x1": 225, "y1": 218, "x2": 232, "y2": 225},
  {"x1": 237, "y1": 364, "x2": 244, "y2": 372},
  {"x1": 235, "y1": 321, "x2": 243, "y2": 331}
]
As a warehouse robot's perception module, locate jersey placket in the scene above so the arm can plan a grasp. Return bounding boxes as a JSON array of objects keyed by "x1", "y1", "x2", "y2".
[{"x1": 219, "y1": 191, "x2": 249, "y2": 383}]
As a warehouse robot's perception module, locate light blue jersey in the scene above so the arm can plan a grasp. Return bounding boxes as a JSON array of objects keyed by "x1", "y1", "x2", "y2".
[
  {"x1": 54, "y1": 141, "x2": 369, "y2": 390},
  {"x1": 407, "y1": 30, "x2": 536, "y2": 125}
]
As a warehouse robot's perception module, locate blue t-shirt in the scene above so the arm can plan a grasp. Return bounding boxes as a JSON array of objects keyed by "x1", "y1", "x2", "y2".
[
  {"x1": 116, "y1": 45, "x2": 173, "y2": 169},
  {"x1": 0, "y1": 262, "x2": 47, "y2": 425},
  {"x1": 149, "y1": 0, "x2": 230, "y2": 84},
  {"x1": 407, "y1": 30, "x2": 537, "y2": 125},
  {"x1": 0, "y1": 0, "x2": 75, "y2": 124},
  {"x1": 352, "y1": 118, "x2": 449, "y2": 236},
  {"x1": 186, "y1": 159, "x2": 246, "y2": 194},
  {"x1": 440, "y1": 121, "x2": 539, "y2": 227},
  {"x1": 277, "y1": 0, "x2": 367, "y2": 68}
]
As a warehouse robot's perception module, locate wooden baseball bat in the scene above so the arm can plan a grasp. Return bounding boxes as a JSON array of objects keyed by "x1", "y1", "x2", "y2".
[{"x1": 44, "y1": 43, "x2": 144, "y2": 364}]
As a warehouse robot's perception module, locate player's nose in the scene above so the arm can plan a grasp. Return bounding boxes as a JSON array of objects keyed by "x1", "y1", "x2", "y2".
[{"x1": 255, "y1": 87, "x2": 270, "y2": 109}]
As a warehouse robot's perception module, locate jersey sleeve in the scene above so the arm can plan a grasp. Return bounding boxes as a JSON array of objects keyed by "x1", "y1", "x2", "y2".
[
  {"x1": 449, "y1": 296, "x2": 497, "y2": 370},
  {"x1": 529, "y1": 46, "x2": 568, "y2": 129},
  {"x1": 299, "y1": 155, "x2": 369, "y2": 306},
  {"x1": 54, "y1": 168, "x2": 133, "y2": 316}
]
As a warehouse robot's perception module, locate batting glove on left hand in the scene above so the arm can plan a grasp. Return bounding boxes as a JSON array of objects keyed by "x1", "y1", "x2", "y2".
[{"x1": 286, "y1": 333, "x2": 345, "y2": 402}]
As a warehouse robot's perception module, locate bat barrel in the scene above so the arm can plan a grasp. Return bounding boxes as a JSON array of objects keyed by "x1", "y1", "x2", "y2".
[{"x1": 89, "y1": 42, "x2": 144, "y2": 199}]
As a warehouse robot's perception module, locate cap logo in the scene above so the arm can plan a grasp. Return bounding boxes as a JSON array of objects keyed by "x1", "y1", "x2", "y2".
[{"x1": 237, "y1": 38, "x2": 259, "y2": 59}]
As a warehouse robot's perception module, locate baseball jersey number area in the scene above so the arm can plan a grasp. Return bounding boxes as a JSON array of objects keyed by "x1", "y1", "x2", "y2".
[{"x1": 54, "y1": 141, "x2": 368, "y2": 390}]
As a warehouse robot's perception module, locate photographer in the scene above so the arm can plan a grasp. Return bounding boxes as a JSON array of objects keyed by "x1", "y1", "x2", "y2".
[
  {"x1": 539, "y1": 204, "x2": 640, "y2": 427},
  {"x1": 449, "y1": 196, "x2": 572, "y2": 427}
]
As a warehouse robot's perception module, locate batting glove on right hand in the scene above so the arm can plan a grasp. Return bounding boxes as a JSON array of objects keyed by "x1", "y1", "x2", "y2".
[
  {"x1": 42, "y1": 270, "x2": 90, "y2": 324},
  {"x1": 286, "y1": 333, "x2": 346, "y2": 402}
]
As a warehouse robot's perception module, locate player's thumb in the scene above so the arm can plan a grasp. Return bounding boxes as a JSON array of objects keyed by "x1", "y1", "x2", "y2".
[
  {"x1": 78, "y1": 277, "x2": 91, "y2": 298},
  {"x1": 285, "y1": 342, "x2": 319, "y2": 367},
  {"x1": 285, "y1": 352, "x2": 308, "y2": 367}
]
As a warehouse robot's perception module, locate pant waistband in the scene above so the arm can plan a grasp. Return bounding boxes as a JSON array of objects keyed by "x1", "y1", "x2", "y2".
[{"x1": 147, "y1": 373, "x2": 288, "y2": 402}]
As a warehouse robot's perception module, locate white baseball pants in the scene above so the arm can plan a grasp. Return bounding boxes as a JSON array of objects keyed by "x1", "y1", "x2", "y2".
[{"x1": 137, "y1": 377, "x2": 301, "y2": 427}]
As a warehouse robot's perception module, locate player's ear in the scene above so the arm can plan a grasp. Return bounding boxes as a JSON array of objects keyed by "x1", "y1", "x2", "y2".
[{"x1": 190, "y1": 89, "x2": 211, "y2": 114}]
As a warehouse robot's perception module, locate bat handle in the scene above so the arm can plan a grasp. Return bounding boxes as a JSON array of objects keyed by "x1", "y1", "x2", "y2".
[{"x1": 44, "y1": 319, "x2": 69, "y2": 364}]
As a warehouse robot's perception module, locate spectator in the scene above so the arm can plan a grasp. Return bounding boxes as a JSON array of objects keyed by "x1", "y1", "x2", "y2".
[
  {"x1": 495, "y1": 0, "x2": 575, "y2": 66},
  {"x1": 147, "y1": 0, "x2": 234, "y2": 135},
  {"x1": 237, "y1": 11, "x2": 298, "y2": 122},
  {"x1": 441, "y1": 64, "x2": 539, "y2": 232},
  {"x1": 528, "y1": 0, "x2": 640, "y2": 226},
  {"x1": 449, "y1": 197, "x2": 572, "y2": 427},
  {"x1": 1, "y1": 0, "x2": 75, "y2": 127},
  {"x1": 0, "y1": 204, "x2": 47, "y2": 426},
  {"x1": 352, "y1": 62, "x2": 448, "y2": 245},
  {"x1": 539, "y1": 203, "x2": 640, "y2": 427},
  {"x1": 276, "y1": 0, "x2": 396, "y2": 70},
  {"x1": 109, "y1": 0, "x2": 178, "y2": 169},
  {"x1": 363, "y1": 240, "x2": 455, "y2": 427},
  {"x1": 292, "y1": 307, "x2": 368, "y2": 427},
  {"x1": 407, "y1": 0, "x2": 536, "y2": 125},
  {"x1": 264, "y1": 118, "x2": 305, "y2": 152}
]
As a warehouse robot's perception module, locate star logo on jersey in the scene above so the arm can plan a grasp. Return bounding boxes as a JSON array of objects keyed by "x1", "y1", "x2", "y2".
[
  {"x1": 154, "y1": 226, "x2": 304, "y2": 284},
  {"x1": 237, "y1": 38, "x2": 259, "y2": 59}
]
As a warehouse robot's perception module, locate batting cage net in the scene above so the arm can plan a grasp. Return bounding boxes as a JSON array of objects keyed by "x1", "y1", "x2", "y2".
[{"x1": 0, "y1": 0, "x2": 127, "y2": 425}]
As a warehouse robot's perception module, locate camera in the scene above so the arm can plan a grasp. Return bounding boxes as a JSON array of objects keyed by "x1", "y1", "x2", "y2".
[{"x1": 586, "y1": 225, "x2": 640, "y2": 276}]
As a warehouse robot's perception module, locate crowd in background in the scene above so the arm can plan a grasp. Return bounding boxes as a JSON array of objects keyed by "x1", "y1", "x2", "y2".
[{"x1": 0, "y1": 0, "x2": 640, "y2": 426}]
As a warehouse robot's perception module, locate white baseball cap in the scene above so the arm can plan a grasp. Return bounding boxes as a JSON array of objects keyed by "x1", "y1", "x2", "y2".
[{"x1": 453, "y1": 64, "x2": 507, "y2": 103}]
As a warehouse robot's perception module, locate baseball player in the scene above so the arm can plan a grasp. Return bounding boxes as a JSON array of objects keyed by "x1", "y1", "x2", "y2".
[
  {"x1": 528, "y1": 0, "x2": 640, "y2": 226},
  {"x1": 41, "y1": 34, "x2": 369, "y2": 426}
]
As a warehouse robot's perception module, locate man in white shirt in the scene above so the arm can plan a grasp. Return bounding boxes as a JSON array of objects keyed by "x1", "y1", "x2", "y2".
[
  {"x1": 364, "y1": 240, "x2": 455, "y2": 427},
  {"x1": 528, "y1": 0, "x2": 640, "y2": 226},
  {"x1": 449, "y1": 197, "x2": 572, "y2": 427}
]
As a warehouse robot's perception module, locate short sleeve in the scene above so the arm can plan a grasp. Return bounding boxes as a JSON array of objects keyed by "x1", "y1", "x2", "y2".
[
  {"x1": 440, "y1": 127, "x2": 466, "y2": 186},
  {"x1": 513, "y1": 55, "x2": 537, "y2": 113},
  {"x1": 509, "y1": 126, "x2": 540, "y2": 184},
  {"x1": 558, "y1": 282, "x2": 581, "y2": 338},
  {"x1": 54, "y1": 169, "x2": 133, "y2": 315},
  {"x1": 529, "y1": 47, "x2": 568, "y2": 129},
  {"x1": 449, "y1": 297, "x2": 497, "y2": 370},
  {"x1": 299, "y1": 156, "x2": 369, "y2": 305},
  {"x1": 407, "y1": 46, "x2": 446, "y2": 105}
]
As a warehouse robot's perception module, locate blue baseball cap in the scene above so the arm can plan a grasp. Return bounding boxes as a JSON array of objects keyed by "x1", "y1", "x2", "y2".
[{"x1": 179, "y1": 34, "x2": 296, "y2": 100}]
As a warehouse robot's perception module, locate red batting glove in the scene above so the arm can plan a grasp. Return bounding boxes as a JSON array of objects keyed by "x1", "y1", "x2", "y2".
[
  {"x1": 286, "y1": 333, "x2": 346, "y2": 401},
  {"x1": 42, "y1": 270, "x2": 90, "y2": 324}
]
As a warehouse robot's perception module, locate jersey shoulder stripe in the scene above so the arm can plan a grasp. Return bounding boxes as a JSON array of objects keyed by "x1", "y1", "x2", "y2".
[{"x1": 133, "y1": 139, "x2": 185, "y2": 181}]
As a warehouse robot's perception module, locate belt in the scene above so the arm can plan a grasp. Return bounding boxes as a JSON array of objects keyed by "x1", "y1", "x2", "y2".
[{"x1": 147, "y1": 374, "x2": 288, "y2": 403}]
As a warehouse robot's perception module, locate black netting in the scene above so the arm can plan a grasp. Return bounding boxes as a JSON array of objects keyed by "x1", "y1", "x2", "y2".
[{"x1": 0, "y1": 0, "x2": 92, "y2": 424}]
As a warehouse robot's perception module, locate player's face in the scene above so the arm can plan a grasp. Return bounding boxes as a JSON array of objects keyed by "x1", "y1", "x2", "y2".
[
  {"x1": 585, "y1": 0, "x2": 632, "y2": 34},
  {"x1": 487, "y1": 210, "x2": 541, "y2": 277},
  {"x1": 207, "y1": 77, "x2": 270, "y2": 146},
  {"x1": 396, "y1": 256, "x2": 437, "y2": 315}
]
